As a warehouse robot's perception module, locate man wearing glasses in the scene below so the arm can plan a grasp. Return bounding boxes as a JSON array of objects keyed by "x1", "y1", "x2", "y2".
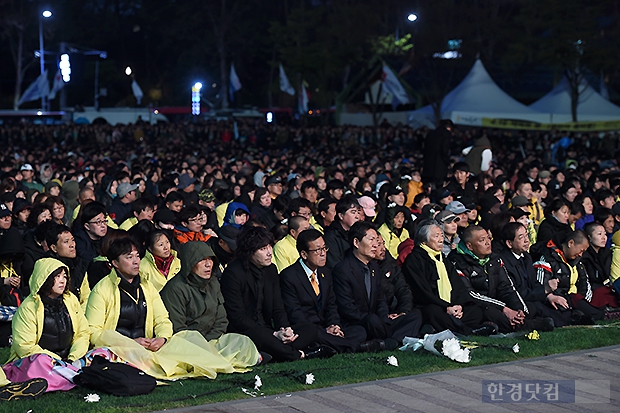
[{"x1": 280, "y1": 229, "x2": 366, "y2": 353}]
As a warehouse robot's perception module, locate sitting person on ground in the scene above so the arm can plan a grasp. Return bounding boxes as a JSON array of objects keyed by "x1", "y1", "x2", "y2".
[
  {"x1": 375, "y1": 233, "x2": 414, "y2": 323},
  {"x1": 5, "y1": 258, "x2": 91, "y2": 392},
  {"x1": 280, "y1": 229, "x2": 367, "y2": 353},
  {"x1": 160, "y1": 241, "x2": 260, "y2": 368},
  {"x1": 435, "y1": 210, "x2": 460, "y2": 258},
  {"x1": 402, "y1": 220, "x2": 489, "y2": 336},
  {"x1": 119, "y1": 197, "x2": 156, "y2": 231},
  {"x1": 535, "y1": 230, "x2": 616, "y2": 323},
  {"x1": 86, "y1": 238, "x2": 250, "y2": 380},
  {"x1": 273, "y1": 216, "x2": 310, "y2": 272},
  {"x1": 579, "y1": 223, "x2": 619, "y2": 310},
  {"x1": 377, "y1": 204, "x2": 410, "y2": 259},
  {"x1": 499, "y1": 222, "x2": 572, "y2": 327},
  {"x1": 139, "y1": 230, "x2": 181, "y2": 292},
  {"x1": 449, "y1": 225, "x2": 554, "y2": 333},
  {"x1": 73, "y1": 201, "x2": 108, "y2": 263},
  {"x1": 174, "y1": 206, "x2": 215, "y2": 245},
  {"x1": 333, "y1": 222, "x2": 423, "y2": 350},
  {"x1": 324, "y1": 195, "x2": 362, "y2": 269},
  {"x1": 45, "y1": 224, "x2": 91, "y2": 309},
  {"x1": 222, "y1": 201, "x2": 252, "y2": 229},
  {"x1": 220, "y1": 226, "x2": 332, "y2": 362}
]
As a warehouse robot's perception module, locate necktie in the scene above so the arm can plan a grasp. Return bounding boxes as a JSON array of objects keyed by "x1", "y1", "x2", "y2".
[
  {"x1": 363, "y1": 266, "x2": 371, "y2": 300},
  {"x1": 310, "y1": 272, "x2": 320, "y2": 296}
]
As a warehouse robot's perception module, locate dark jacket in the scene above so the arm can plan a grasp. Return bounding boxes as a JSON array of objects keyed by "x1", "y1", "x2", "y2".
[
  {"x1": 444, "y1": 180, "x2": 477, "y2": 205},
  {"x1": 220, "y1": 259, "x2": 289, "y2": 333},
  {"x1": 38, "y1": 295, "x2": 73, "y2": 360},
  {"x1": 332, "y1": 251, "x2": 389, "y2": 325},
  {"x1": 160, "y1": 241, "x2": 228, "y2": 340},
  {"x1": 499, "y1": 248, "x2": 546, "y2": 303},
  {"x1": 402, "y1": 246, "x2": 472, "y2": 309},
  {"x1": 533, "y1": 216, "x2": 571, "y2": 258},
  {"x1": 249, "y1": 203, "x2": 279, "y2": 230},
  {"x1": 108, "y1": 198, "x2": 133, "y2": 226},
  {"x1": 449, "y1": 249, "x2": 527, "y2": 312},
  {"x1": 580, "y1": 246, "x2": 612, "y2": 290},
  {"x1": 324, "y1": 220, "x2": 350, "y2": 270},
  {"x1": 377, "y1": 253, "x2": 413, "y2": 314},
  {"x1": 533, "y1": 240, "x2": 593, "y2": 301},
  {"x1": 422, "y1": 126, "x2": 452, "y2": 184},
  {"x1": 280, "y1": 260, "x2": 340, "y2": 328},
  {"x1": 74, "y1": 227, "x2": 102, "y2": 264}
]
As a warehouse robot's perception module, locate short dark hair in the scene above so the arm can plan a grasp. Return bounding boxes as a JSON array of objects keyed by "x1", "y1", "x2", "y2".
[
  {"x1": 107, "y1": 237, "x2": 140, "y2": 262},
  {"x1": 500, "y1": 222, "x2": 526, "y2": 245},
  {"x1": 544, "y1": 198, "x2": 570, "y2": 219},
  {"x1": 235, "y1": 226, "x2": 274, "y2": 266},
  {"x1": 27, "y1": 203, "x2": 52, "y2": 228},
  {"x1": 583, "y1": 222, "x2": 604, "y2": 239},
  {"x1": 287, "y1": 198, "x2": 313, "y2": 216},
  {"x1": 348, "y1": 221, "x2": 376, "y2": 247},
  {"x1": 165, "y1": 191, "x2": 184, "y2": 205},
  {"x1": 45, "y1": 224, "x2": 72, "y2": 247},
  {"x1": 300, "y1": 180, "x2": 318, "y2": 194},
  {"x1": 296, "y1": 228, "x2": 323, "y2": 253},
  {"x1": 562, "y1": 230, "x2": 588, "y2": 246},
  {"x1": 594, "y1": 207, "x2": 613, "y2": 225},
  {"x1": 461, "y1": 225, "x2": 486, "y2": 245},
  {"x1": 38, "y1": 265, "x2": 70, "y2": 297},
  {"x1": 179, "y1": 206, "x2": 201, "y2": 226},
  {"x1": 413, "y1": 193, "x2": 430, "y2": 205},
  {"x1": 132, "y1": 197, "x2": 155, "y2": 215},
  {"x1": 76, "y1": 201, "x2": 106, "y2": 230},
  {"x1": 288, "y1": 215, "x2": 307, "y2": 232},
  {"x1": 317, "y1": 197, "x2": 337, "y2": 214},
  {"x1": 336, "y1": 194, "x2": 360, "y2": 216},
  {"x1": 452, "y1": 162, "x2": 470, "y2": 174}
]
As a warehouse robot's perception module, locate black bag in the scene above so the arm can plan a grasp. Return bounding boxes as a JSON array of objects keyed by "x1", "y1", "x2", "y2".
[{"x1": 74, "y1": 356, "x2": 156, "y2": 396}]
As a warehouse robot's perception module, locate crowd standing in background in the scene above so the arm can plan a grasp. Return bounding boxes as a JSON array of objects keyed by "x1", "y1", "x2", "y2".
[{"x1": 1, "y1": 117, "x2": 620, "y2": 398}]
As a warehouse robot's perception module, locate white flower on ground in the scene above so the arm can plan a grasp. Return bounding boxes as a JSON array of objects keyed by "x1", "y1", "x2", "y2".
[
  {"x1": 387, "y1": 355, "x2": 399, "y2": 367},
  {"x1": 305, "y1": 373, "x2": 315, "y2": 385},
  {"x1": 84, "y1": 393, "x2": 100, "y2": 402},
  {"x1": 512, "y1": 343, "x2": 520, "y2": 353},
  {"x1": 441, "y1": 338, "x2": 470, "y2": 363},
  {"x1": 254, "y1": 374, "x2": 262, "y2": 390},
  {"x1": 453, "y1": 348, "x2": 470, "y2": 363}
]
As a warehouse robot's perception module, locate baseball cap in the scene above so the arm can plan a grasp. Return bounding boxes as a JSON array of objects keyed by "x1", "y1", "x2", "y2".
[
  {"x1": 117, "y1": 182, "x2": 139, "y2": 198},
  {"x1": 0, "y1": 204, "x2": 10, "y2": 218},
  {"x1": 538, "y1": 170, "x2": 551, "y2": 179},
  {"x1": 177, "y1": 173, "x2": 197, "y2": 190},
  {"x1": 511, "y1": 195, "x2": 531, "y2": 207},
  {"x1": 357, "y1": 196, "x2": 377, "y2": 217},
  {"x1": 509, "y1": 208, "x2": 530, "y2": 219},
  {"x1": 446, "y1": 201, "x2": 470, "y2": 214},
  {"x1": 387, "y1": 184, "x2": 404, "y2": 197},
  {"x1": 198, "y1": 189, "x2": 215, "y2": 203},
  {"x1": 218, "y1": 225, "x2": 239, "y2": 251},
  {"x1": 20, "y1": 164, "x2": 34, "y2": 171},
  {"x1": 435, "y1": 210, "x2": 459, "y2": 224},
  {"x1": 265, "y1": 175, "x2": 282, "y2": 186}
]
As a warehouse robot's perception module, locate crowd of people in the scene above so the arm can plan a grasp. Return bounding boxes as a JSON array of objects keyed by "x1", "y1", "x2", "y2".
[{"x1": 1, "y1": 117, "x2": 620, "y2": 399}]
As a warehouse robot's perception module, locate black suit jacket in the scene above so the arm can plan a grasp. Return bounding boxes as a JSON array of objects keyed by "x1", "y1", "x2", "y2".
[
  {"x1": 332, "y1": 251, "x2": 389, "y2": 325},
  {"x1": 499, "y1": 249, "x2": 546, "y2": 303},
  {"x1": 280, "y1": 260, "x2": 340, "y2": 328},
  {"x1": 220, "y1": 259, "x2": 289, "y2": 333}
]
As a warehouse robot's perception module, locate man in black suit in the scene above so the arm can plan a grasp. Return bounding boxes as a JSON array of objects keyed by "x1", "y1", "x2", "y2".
[
  {"x1": 332, "y1": 222, "x2": 423, "y2": 350},
  {"x1": 280, "y1": 229, "x2": 366, "y2": 353},
  {"x1": 220, "y1": 226, "x2": 334, "y2": 362}
]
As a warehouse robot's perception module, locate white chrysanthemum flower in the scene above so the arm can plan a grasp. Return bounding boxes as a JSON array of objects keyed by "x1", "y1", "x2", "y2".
[
  {"x1": 84, "y1": 393, "x2": 100, "y2": 403},
  {"x1": 453, "y1": 348, "x2": 470, "y2": 363},
  {"x1": 386, "y1": 355, "x2": 399, "y2": 367},
  {"x1": 512, "y1": 343, "x2": 520, "y2": 353},
  {"x1": 254, "y1": 374, "x2": 262, "y2": 390},
  {"x1": 442, "y1": 338, "x2": 461, "y2": 357},
  {"x1": 305, "y1": 373, "x2": 315, "y2": 385}
]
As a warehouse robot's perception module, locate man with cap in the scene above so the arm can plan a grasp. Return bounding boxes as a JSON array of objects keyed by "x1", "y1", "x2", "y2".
[
  {"x1": 108, "y1": 182, "x2": 138, "y2": 225},
  {"x1": 19, "y1": 164, "x2": 43, "y2": 193},
  {"x1": 433, "y1": 188, "x2": 454, "y2": 208},
  {"x1": 178, "y1": 173, "x2": 198, "y2": 207},
  {"x1": 435, "y1": 210, "x2": 460, "y2": 257},
  {"x1": 444, "y1": 162, "x2": 476, "y2": 205},
  {"x1": 198, "y1": 189, "x2": 218, "y2": 231},
  {"x1": 445, "y1": 201, "x2": 470, "y2": 233},
  {"x1": 265, "y1": 175, "x2": 283, "y2": 199},
  {"x1": 274, "y1": 216, "x2": 310, "y2": 272},
  {"x1": 0, "y1": 204, "x2": 12, "y2": 237},
  {"x1": 208, "y1": 225, "x2": 238, "y2": 276}
]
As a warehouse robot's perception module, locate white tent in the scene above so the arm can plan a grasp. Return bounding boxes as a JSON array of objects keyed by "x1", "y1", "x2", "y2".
[
  {"x1": 409, "y1": 59, "x2": 550, "y2": 128},
  {"x1": 529, "y1": 76, "x2": 620, "y2": 122}
]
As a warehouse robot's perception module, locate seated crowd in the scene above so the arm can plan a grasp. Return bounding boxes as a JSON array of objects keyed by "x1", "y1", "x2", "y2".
[{"x1": 1, "y1": 122, "x2": 620, "y2": 399}]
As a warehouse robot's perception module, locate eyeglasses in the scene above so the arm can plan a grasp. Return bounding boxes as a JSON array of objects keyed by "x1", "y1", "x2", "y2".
[
  {"x1": 88, "y1": 219, "x2": 107, "y2": 226},
  {"x1": 308, "y1": 246, "x2": 329, "y2": 254}
]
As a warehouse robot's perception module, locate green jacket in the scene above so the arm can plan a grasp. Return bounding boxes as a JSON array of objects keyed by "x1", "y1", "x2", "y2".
[{"x1": 160, "y1": 241, "x2": 228, "y2": 341}]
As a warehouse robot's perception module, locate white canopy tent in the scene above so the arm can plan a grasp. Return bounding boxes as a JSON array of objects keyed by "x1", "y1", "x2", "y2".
[
  {"x1": 409, "y1": 59, "x2": 550, "y2": 128},
  {"x1": 529, "y1": 76, "x2": 620, "y2": 122}
]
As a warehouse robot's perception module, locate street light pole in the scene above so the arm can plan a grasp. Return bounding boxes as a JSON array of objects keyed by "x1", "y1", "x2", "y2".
[{"x1": 39, "y1": 10, "x2": 52, "y2": 112}]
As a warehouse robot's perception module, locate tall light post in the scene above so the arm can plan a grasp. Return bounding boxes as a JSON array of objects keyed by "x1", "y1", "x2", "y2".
[
  {"x1": 396, "y1": 13, "x2": 418, "y2": 41},
  {"x1": 192, "y1": 82, "x2": 202, "y2": 115},
  {"x1": 39, "y1": 9, "x2": 52, "y2": 112}
]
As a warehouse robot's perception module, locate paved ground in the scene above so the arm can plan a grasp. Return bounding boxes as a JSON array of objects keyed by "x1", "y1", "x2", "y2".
[{"x1": 158, "y1": 345, "x2": 620, "y2": 413}]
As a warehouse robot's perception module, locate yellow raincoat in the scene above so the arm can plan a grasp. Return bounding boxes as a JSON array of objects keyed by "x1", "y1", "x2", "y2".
[
  {"x1": 85, "y1": 268, "x2": 249, "y2": 380},
  {"x1": 139, "y1": 249, "x2": 181, "y2": 292},
  {"x1": 378, "y1": 223, "x2": 410, "y2": 259},
  {"x1": 9, "y1": 258, "x2": 91, "y2": 362}
]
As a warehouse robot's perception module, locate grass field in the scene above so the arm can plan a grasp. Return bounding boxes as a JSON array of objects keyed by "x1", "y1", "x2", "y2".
[{"x1": 2, "y1": 324, "x2": 620, "y2": 413}]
